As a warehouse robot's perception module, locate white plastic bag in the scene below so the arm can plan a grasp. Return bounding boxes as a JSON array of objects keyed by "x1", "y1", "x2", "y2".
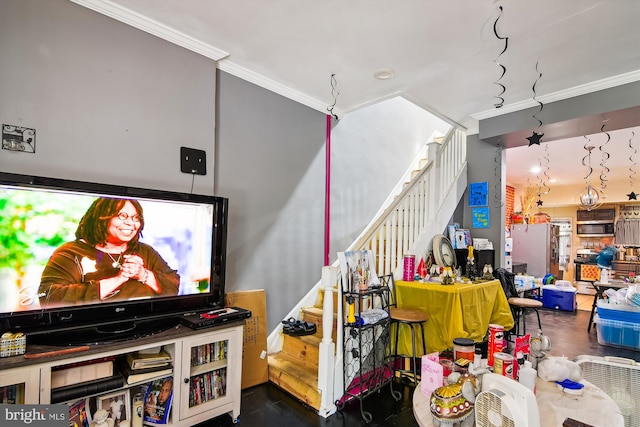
[{"x1": 626, "y1": 283, "x2": 640, "y2": 307}]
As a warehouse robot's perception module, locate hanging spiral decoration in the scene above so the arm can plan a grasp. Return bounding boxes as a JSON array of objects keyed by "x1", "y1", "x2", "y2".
[
  {"x1": 582, "y1": 136, "x2": 593, "y2": 181},
  {"x1": 492, "y1": 6, "x2": 509, "y2": 108},
  {"x1": 536, "y1": 143, "x2": 551, "y2": 200},
  {"x1": 599, "y1": 123, "x2": 611, "y2": 195},
  {"x1": 532, "y1": 62, "x2": 544, "y2": 129},
  {"x1": 542, "y1": 144, "x2": 551, "y2": 195},
  {"x1": 535, "y1": 156, "x2": 544, "y2": 207},
  {"x1": 628, "y1": 131, "x2": 637, "y2": 200},
  {"x1": 493, "y1": 144, "x2": 503, "y2": 208},
  {"x1": 327, "y1": 74, "x2": 340, "y2": 121}
]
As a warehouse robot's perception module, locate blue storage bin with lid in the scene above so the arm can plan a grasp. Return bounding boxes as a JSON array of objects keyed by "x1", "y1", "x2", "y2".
[{"x1": 596, "y1": 299, "x2": 640, "y2": 323}]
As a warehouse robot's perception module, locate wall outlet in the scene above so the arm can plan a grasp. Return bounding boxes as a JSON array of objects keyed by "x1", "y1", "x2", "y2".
[{"x1": 180, "y1": 147, "x2": 206, "y2": 175}]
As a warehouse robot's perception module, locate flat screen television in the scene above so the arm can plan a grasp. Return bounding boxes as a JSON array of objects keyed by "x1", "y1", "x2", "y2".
[{"x1": 0, "y1": 172, "x2": 228, "y2": 345}]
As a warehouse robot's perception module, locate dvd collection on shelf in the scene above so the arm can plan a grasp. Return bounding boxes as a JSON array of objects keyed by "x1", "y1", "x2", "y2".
[
  {"x1": 191, "y1": 341, "x2": 227, "y2": 366},
  {"x1": 1, "y1": 384, "x2": 24, "y2": 404}
]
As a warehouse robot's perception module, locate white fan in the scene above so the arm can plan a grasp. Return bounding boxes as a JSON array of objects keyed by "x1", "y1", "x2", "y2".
[
  {"x1": 575, "y1": 355, "x2": 640, "y2": 427},
  {"x1": 475, "y1": 373, "x2": 540, "y2": 427}
]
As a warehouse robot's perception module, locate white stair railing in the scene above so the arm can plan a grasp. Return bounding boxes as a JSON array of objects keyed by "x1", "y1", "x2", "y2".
[{"x1": 350, "y1": 127, "x2": 467, "y2": 278}]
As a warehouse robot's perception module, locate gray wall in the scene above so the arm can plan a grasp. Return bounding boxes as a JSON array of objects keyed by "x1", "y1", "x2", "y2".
[
  {"x1": 461, "y1": 134, "x2": 504, "y2": 267},
  {"x1": 215, "y1": 72, "x2": 326, "y2": 330},
  {"x1": 0, "y1": 0, "x2": 216, "y2": 194}
]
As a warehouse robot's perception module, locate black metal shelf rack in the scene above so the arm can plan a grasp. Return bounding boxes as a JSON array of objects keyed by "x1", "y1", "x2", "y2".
[{"x1": 336, "y1": 282, "x2": 401, "y2": 423}]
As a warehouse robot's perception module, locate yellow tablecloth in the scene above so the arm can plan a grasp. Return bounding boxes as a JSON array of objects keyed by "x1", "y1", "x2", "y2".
[{"x1": 395, "y1": 279, "x2": 514, "y2": 355}]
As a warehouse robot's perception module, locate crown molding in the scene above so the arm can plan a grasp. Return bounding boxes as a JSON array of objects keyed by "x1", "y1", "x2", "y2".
[
  {"x1": 471, "y1": 70, "x2": 640, "y2": 121},
  {"x1": 70, "y1": 0, "x2": 229, "y2": 61},
  {"x1": 217, "y1": 61, "x2": 340, "y2": 117},
  {"x1": 72, "y1": 0, "x2": 337, "y2": 116}
]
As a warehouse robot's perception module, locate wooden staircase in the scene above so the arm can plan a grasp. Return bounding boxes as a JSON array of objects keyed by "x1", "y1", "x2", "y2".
[{"x1": 267, "y1": 290, "x2": 339, "y2": 411}]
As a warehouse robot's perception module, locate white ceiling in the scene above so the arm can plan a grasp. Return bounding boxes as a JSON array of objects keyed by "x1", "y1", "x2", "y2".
[{"x1": 73, "y1": 0, "x2": 640, "y2": 195}]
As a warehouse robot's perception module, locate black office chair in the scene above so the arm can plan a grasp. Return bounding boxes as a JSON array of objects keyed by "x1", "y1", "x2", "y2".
[
  {"x1": 381, "y1": 273, "x2": 428, "y2": 384},
  {"x1": 494, "y1": 268, "x2": 543, "y2": 336}
]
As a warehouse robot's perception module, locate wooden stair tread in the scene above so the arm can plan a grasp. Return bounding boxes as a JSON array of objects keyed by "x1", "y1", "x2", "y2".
[
  {"x1": 268, "y1": 352, "x2": 321, "y2": 410},
  {"x1": 281, "y1": 334, "x2": 320, "y2": 368}
]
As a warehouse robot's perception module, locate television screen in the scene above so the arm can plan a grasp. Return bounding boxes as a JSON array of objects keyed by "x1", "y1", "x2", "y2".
[{"x1": 0, "y1": 172, "x2": 227, "y2": 344}]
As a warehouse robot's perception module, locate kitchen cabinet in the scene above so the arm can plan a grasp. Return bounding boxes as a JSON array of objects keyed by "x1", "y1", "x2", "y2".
[{"x1": 576, "y1": 208, "x2": 615, "y2": 222}]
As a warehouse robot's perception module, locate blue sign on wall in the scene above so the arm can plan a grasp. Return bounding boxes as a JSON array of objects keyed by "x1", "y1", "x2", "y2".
[
  {"x1": 468, "y1": 181, "x2": 488, "y2": 207},
  {"x1": 472, "y1": 207, "x2": 490, "y2": 228}
]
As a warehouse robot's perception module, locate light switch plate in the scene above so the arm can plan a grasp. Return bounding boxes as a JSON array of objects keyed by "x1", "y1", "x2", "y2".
[{"x1": 180, "y1": 147, "x2": 206, "y2": 175}]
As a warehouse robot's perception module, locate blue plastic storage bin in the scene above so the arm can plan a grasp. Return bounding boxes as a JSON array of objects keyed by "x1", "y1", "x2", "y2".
[
  {"x1": 594, "y1": 314, "x2": 640, "y2": 350},
  {"x1": 541, "y1": 284, "x2": 576, "y2": 312}
]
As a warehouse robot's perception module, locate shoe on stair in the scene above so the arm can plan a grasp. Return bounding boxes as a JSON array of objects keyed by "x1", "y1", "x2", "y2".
[{"x1": 281, "y1": 318, "x2": 317, "y2": 336}]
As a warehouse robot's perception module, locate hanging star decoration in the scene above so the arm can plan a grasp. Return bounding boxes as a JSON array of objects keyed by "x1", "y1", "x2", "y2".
[
  {"x1": 536, "y1": 199, "x2": 544, "y2": 206},
  {"x1": 627, "y1": 191, "x2": 637, "y2": 200},
  {"x1": 527, "y1": 132, "x2": 543, "y2": 146}
]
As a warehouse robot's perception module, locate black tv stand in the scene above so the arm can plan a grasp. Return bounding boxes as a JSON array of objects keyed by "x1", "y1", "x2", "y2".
[{"x1": 28, "y1": 316, "x2": 181, "y2": 346}]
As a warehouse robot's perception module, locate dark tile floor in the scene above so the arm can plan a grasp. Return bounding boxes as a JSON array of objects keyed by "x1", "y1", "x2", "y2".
[{"x1": 197, "y1": 308, "x2": 639, "y2": 427}]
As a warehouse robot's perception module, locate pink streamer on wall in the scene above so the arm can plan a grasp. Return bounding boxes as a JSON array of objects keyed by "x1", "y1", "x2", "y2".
[{"x1": 324, "y1": 115, "x2": 332, "y2": 266}]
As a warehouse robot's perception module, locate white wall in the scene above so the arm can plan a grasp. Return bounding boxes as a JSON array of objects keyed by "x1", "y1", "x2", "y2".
[{"x1": 329, "y1": 97, "x2": 451, "y2": 264}]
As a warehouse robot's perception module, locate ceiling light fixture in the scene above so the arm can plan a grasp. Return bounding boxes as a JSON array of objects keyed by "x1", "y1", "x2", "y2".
[{"x1": 373, "y1": 68, "x2": 395, "y2": 80}]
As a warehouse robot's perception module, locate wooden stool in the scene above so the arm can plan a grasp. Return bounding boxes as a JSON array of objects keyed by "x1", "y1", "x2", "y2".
[
  {"x1": 382, "y1": 274, "x2": 428, "y2": 385},
  {"x1": 508, "y1": 297, "x2": 543, "y2": 336}
]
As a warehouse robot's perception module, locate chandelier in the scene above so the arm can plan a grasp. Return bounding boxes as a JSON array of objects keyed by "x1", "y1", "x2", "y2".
[{"x1": 576, "y1": 145, "x2": 604, "y2": 211}]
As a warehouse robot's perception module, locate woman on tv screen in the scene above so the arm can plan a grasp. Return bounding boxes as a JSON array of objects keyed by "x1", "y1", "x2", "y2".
[{"x1": 39, "y1": 197, "x2": 180, "y2": 306}]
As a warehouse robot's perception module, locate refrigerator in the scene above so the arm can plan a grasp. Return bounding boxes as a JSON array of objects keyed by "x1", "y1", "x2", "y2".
[{"x1": 511, "y1": 223, "x2": 560, "y2": 279}]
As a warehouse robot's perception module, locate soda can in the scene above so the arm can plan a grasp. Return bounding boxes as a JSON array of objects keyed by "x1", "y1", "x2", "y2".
[
  {"x1": 403, "y1": 255, "x2": 416, "y2": 281},
  {"x1": 488, "y1": 324, "x2": 504, "y2": 367}
]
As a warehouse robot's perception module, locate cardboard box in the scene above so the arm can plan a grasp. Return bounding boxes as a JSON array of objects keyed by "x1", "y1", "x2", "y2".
[{"x1": 225, "y1": 290, "x2": 268, "y2": 389}]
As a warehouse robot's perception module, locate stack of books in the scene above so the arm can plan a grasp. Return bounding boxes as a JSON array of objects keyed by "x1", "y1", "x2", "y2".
[
  {"x1": 50, "y1": 356, "x2": 124, "y2": 404},
  {"x1": 118, "y1": 348, "x2": 173, "y2": 385},
  {"x1": 51, "y1": 356, "x2": 115, "y2": 389}
]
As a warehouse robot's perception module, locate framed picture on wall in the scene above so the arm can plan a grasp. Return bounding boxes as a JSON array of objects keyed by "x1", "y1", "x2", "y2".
[{"x1": 468, "y1": 181, "x2": 489, "y2": 207}]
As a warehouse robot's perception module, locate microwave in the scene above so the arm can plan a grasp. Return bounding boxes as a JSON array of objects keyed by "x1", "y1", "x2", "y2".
[{"x1": 576, "y1": 221, "x2": 615, "y2": 237}]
